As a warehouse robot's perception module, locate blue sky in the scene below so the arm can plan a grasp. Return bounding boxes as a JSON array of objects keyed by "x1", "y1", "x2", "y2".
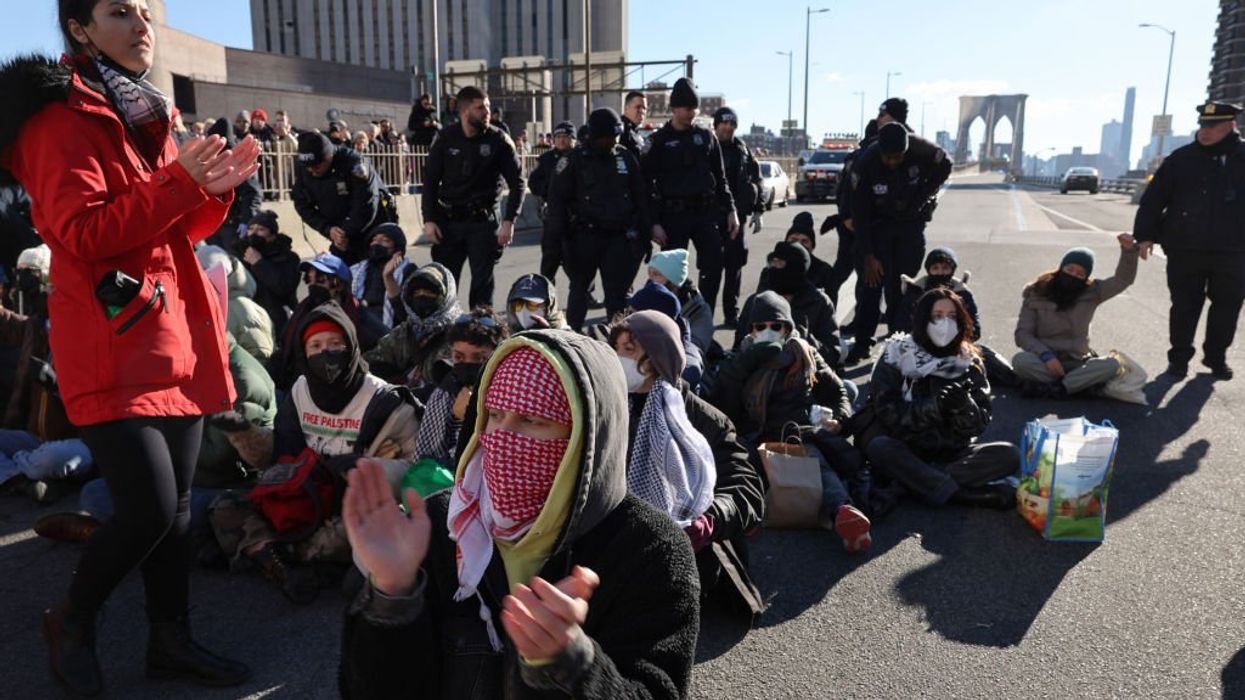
[{"x1": 2, "y1": 1, "x2": 1216, "y2": 165}]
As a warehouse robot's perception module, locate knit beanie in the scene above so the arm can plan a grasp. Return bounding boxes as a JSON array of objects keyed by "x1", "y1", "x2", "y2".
[
  {"x1": 878, "y1": 122, "x2": 909, "y2": 155},
  {"x1": 787, "y1": 212, "x2": 816, "y2": 239},
  {"x1": 670, "y1": 78, "x2": 699, "y2": 109},
  {"x1": 628, "y1": 281, "x2": 682, "y2": 320},
  {"x1": 924, "y1": 247, "x2": 959, "y2": 272},
  {"x1": 648, "y1": 249, "x2": 689, "y2": 287},
  {"x1": 1060, "y1": 247, "x2": 1095, "y2": 276}
]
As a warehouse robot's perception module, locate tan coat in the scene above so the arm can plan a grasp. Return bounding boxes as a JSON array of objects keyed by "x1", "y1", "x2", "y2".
[{"x1": 1014, "y1": 249, "x2": 1138, "y2": 359}]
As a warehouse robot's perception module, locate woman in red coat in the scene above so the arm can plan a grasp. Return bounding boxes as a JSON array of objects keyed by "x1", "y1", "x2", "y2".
[{"x1": 0, "y1": 1, "x2": 260, "y2": 695}]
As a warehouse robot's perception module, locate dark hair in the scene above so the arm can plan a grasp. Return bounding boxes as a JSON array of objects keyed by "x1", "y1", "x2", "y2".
[
  {"x1": 59, "y1": 0, "x2": 101, "y2": 52},
  {"x1": 456, "y1": 86, "x2": 487, "y2": 107},
  {"x1": 606, "y1": 319, "x2": 656, "y2": 378},
  {"x1": 625, "y1": 91, "x2": 646, "y2": 105},
  {"x1": 447, "y1": 306, "x2": 509, "y2": 348},
  {"x1": 419, "y1": 93, "x2": 431, "y2": 101},
  {"x1": 911, "y1": 287, "x2": 978, "y2": 357}
]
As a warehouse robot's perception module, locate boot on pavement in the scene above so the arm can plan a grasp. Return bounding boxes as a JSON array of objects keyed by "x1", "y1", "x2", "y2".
[
  {"x1": 34, "y1": 512, "x2": 101, "y2": 544},
  {"x1": 1202, "y1": 358, "x2": 1234, "y2": 380},
  {"x1": 146, "y1": 614, "x2": 252, "y2": 687},
  {"x1": 949, "y1": 483, "x2": 1016, "y2": 510},
  {"x1": 44, "y1": 603, "x2": 103, "y2": 697}
]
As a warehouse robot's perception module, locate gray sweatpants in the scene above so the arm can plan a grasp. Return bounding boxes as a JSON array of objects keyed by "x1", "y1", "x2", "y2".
[{"x1": 1012, "y1": 352, "x2": 1119, "y2": 395}]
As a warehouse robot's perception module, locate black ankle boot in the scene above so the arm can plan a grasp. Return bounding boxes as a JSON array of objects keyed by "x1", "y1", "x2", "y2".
[
  {"x1": 44, "y1": 604, "x2": 103, "y2": 697},
  {"x1": 146, "y1": 614, "x2": 251, "y2": 687}
]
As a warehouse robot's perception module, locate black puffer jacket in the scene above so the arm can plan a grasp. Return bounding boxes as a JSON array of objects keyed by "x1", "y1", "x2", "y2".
[
  {"x1": 340, "y1": 330, "x2": 700, "y2": 700},
  {"x1": 852, "y1": 340, "x2": 991, "y2": 461},
  {"x1": 243, "y1": 233, "x2": 300, "y2": 334}
]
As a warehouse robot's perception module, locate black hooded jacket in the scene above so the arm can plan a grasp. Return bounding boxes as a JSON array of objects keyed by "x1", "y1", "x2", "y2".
[
  {"x1": 340, "y1": 330, "x2": 700, "y2": 699},
  {"x1": 242, "y1": 232, "x2": 300, "y2": 334},
  {"x1": 206, "y1": 118, "x2": 262, "y2": 242}
]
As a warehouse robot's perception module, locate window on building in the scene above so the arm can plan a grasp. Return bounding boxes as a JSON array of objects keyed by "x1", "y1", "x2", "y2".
[{"x1": 172, "y1": 74, "x2": 196, "y2": 114}]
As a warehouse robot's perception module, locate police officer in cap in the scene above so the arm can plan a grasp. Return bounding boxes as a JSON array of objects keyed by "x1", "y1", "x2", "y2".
[
  {"x1": 641, "y1": 77, "x2": 738, "y2": 321},
  {"x1": 528, "y1": 121, "x2": 577, "y2": 281},
  {"x1": 421, "y1": 85, "x2": 526, "y2": 308},
  {"x1": 845, "y1": 121, "x2": 952, "y2": 363},
  {"x1": 1134, "y1": 100, "x2": 1245, "y2": 380},
  {"x1": 877, "y1": 97, "x2": 912, "y2": 131},
  {"x1": 819, "y1": 119, "x2": 881, "y2": 310},
  {"x1": 713, "y1": 106, "x2": 765, "y2": 325},
  {"x1": 292, "y1": 131, "x2": 395, "y2": 265},
  {"x1": 545, "y1": 108, "x2": 651, "y2": 331}
]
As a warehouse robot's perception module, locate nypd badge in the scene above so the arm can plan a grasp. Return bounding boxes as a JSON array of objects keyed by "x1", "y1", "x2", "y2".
[
  {"x1": 480, "y1": 144, "x2": 492, "y2": 157},
  {"x1": 556, "y1": 156, "x2": 569, "y2": 174},
  {"x1": 616, "y1": 156, "x2": 628, "y2": 174},
  {"x1": 872, "y1": 183, "x2": 889, "y2": 195},
  {"x1": 693, "y1": 133, "x2": 704, "y2": 146}
]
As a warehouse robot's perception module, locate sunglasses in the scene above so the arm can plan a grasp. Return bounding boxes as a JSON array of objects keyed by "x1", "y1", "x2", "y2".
[
  {"x1": 454, "y1": 313, "x2": 499, "y2": 328},
  {"x1": 510, "y1": 299, "x2": 545, "y2": 312},
  {"x1": 752, "y1": 322, "x2": 786, "y2": 332}
]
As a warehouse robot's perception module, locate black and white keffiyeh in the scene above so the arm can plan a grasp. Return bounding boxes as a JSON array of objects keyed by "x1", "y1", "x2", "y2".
[
  {"x1": 881, "y1": 333, "x2": 975, "y2": 401},
  {"x1": 626, "y1": 379, "x2": 716, "y2": 527}
]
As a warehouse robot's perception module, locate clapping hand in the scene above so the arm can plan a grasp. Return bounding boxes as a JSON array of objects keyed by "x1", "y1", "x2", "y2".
[
  {"x1": 178, "y1": 135, "x2": 262, "y2": 196},
  {"x1": 501, "y1": 566, "x2": 600, "y2": 662},
  {"x1": 342, "y1": 459, "x2": 431, "y2": 597}
]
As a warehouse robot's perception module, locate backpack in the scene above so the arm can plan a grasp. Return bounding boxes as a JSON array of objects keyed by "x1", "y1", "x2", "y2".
[{"x1": 248, "y1": 448, "x2": 337, "y2": 540}]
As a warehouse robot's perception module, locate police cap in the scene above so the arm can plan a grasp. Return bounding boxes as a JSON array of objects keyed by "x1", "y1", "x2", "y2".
[
  {"x1": 877, "y1": 122, "x2": 909, "y2": 155},
  {"x1": 1197, "y1": 101, "x2": 1242, "y2": 125},
  {"x1": 713, "y1": 107, "x2": 739, "y2": 126}
]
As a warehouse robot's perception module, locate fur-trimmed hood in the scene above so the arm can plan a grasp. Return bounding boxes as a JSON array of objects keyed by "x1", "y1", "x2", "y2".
[
  {"x1": 901, "y1": 271, "x2": 972, "y2": 294},
  {"x1": 0, "y1": 54, "x2": 72, "y2": 184}
]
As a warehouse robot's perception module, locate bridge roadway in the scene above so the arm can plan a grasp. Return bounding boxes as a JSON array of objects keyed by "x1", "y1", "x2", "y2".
[{"x1": 1, "y1": 174, "x2": 1242, "y2": 698}]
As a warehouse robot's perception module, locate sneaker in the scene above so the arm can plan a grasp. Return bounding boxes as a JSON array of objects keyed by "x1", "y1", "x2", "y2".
[
  {"x1": 1202, "y1": 358, "x2": 1234, "y2": 380},
  {"x1": 834, "y1": 504, "x2": 872, "y2": 554}
]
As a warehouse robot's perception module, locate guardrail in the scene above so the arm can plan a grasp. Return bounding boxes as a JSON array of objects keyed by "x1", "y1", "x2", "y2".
[{"x1": 1016, "y1": 175, "x2": 1145, "y2": 195}]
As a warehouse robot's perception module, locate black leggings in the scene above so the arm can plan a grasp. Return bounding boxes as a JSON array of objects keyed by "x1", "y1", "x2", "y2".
[{"x1": 69, "y1": 416, "x2": 203, "y2": 622}]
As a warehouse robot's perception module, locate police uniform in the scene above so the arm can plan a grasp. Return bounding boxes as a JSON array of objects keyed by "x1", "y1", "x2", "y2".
[
  {"x1": 847, "y1": 123, "x2": 951, "y2": 360},
  {"x1": 528, "y1": 121, "x2": 576, "y2": 282},
  {"x1": 714, "y1": 107, "x2": 765, "y2": 323},
  {"x1": 1134, "y1": 101, "x2": 1245, "y2": 378},
  {"x1": 291, "y1": 135, "x2": 394, "y2": 266},
  {"x1": 421, "y1": 121, "x2": 526, "y2": 308},
  {"x1": 640, "y1": 79, "x2": 736, "y2": 318},
  {"x1": 545, "y1": 108, "x2": 651, "y2": 331},
  {"x1": 620, "y1": 114, "x2": 645, "y2": 160}
]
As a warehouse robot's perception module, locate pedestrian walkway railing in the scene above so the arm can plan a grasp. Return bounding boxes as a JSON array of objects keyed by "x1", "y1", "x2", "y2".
[
  {"x1": 257, "y1": 143, "x2": 546, "y2": 201},
  {"x1": 1017, "y1": 175, "x2": 1145, "y2": 195}
]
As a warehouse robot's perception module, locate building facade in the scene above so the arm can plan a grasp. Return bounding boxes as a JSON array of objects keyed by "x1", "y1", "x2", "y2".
[{"x1": 1209, "y1": 0, "x2": 1245, "y2": 105}]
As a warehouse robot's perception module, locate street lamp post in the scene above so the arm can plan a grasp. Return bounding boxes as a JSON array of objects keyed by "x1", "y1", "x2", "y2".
[
  {"x1": 1140, "y1": 23, "x2": 1176, "y2": 160},
  {"x1": 885, "y1": 70, "x2": 902, "y2": 99},
  {"x1": 852, "y1": 90, "x2": 865, "y2": 137},
  {"x1": 803, "y1": 6, "x2": 829, "y2": 148},
  {"x1": 777, "y1": 50, "x2": 793, "y2": 129}
]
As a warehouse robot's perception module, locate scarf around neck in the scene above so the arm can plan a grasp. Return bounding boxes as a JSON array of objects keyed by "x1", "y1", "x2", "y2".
[
  {"x1": 882, "y1": 333, "x2": 975, "y2": 401},
  {"x1": 88, "y1": 55, "x2": 173, "y2": 168},
  {"x1": 626, "y1": 379, "x2": 716, "y2": 527}
]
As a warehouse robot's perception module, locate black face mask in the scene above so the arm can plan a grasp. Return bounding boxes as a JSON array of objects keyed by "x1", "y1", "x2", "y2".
[
  {"x1": 306, "y1": 284, "x2": 334, "y2": 307},
  {"x1": 248, "y1": 235, "x2": 270, "y2": 254},
  {"x1": 408, "y1": 296, "x2": 440, "y2": 319},
  {"x1": 368, "y1": 244, "x2": 394, "y2": 265},
  {"x1": 769, "y1": 265, "x2": 805, "y2": 295},
  {"x1": 307, "y1": 349, "x2": 350, "y2": 385},
  {"x1": 1049, "y1": 271, "x2": 1088, "y2": 309},
  {"x1": 451, "y1": 362, "x2": 483, "y2": 386},
  {"x1": 15, "y1": 269, "x2": 40, "y2": 293},
  {"x1": 925, "y1": 274, "x2": 954, "y2": 290}
]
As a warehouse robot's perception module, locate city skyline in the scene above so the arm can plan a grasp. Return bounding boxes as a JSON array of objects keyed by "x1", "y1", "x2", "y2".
[{"x1": 1, "y1": 0, "x2": 1217, "y2": 163}]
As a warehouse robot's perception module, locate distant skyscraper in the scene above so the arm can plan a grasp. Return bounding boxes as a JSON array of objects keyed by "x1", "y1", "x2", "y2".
[
  {"x1": 935, "y1": 130, "x2": 954, "y2": 153},
  {"x1": 1119, "y1": 87, "x2": 1135, "y2": 172},
  {"x1": 1099, "y1": 120, "x2": 1124, "y2": 177},
  {"x1": 1210, "y1": 1, "x2": 1245, "y2": 104}
]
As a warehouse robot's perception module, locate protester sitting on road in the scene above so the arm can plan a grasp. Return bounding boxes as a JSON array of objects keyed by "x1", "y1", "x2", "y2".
[
  {"x1": 364, "y1": 262, "x2": 462, "y2": 394},
  {"x1": 414, "y1": 308, "x2": 510, "y2": 468},
  {"x1": 338, "y1": 331, "x2": 699, "y2": 699},
  {"x1": 204, "y1": 117, "x2": 262, "y2": 252},
  {"x1": 196, "y1": 245, "x2": 275, "y2": 362},
  {"x1": 760, "y1": 212, "x2": 840, "y2": 303},
  {"x1": 504, "y1": 273, "x2": 569, "y2": 332},
  {"x1": 209, "y1": 302, "x2": 419, "y2": 605},
  {"x1": 238, "y1": 210, "x2": 301, "y2": 336},
  {"x1": 627, "y1": 281, "x2": 705, "y2": 388},
  {"x1": 60, "y1": 332, "x2": 276, "y2": 556},
  {"x1": 610, "y1": 311, "x2": 767, "y2": 614},
  {"x1": 270, "y1": 253, "x2": 381, "y2": 390},
  {"x1": 349, "y1": 222, "x2": 417, "y2": 331},
  {"x1": 854, "y1": 288, "x2": 1019, "y2": 512},
  {"x1": 1012, "y1": 235, "x2": 1139, "y2": 398},
  {"x1": 647, "y1": 249, "x2": 715, "y2": 353},
  {"x1": 737, "y1": 241, "x2": 843, "y2": 370}
]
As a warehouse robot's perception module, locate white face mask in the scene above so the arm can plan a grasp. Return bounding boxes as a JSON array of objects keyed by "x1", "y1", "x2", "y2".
[
  {"x1": 753, "y1": 328, "x2": 784, "y2": 345},
  {"x1": 927, "y1": 317, "x2": 960, "y2": 347},
  {"x1": 618, "y1": 355, "x2": 649, "y2": 393},
  {"x1": 515, "y1": 305, "x2": 546, "y2": 330}
]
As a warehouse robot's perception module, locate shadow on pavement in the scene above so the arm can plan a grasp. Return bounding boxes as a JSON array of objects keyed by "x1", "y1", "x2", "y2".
[{"x1": 1222, "y1": 646, "x2": 1245, "y2": 699}]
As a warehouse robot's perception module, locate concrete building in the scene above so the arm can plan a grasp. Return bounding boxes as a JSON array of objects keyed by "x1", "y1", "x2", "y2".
[
  {"x1": 1139, "y1": 132, "x2": 1196, "y2": 170},
  {"x1": 1098, "y1": 119, "x2": 1125, "y2": 177},
  {"x1": 1209, "y1": 0, "x2": 1245, "y2": 105},
  {"x1": 1120, "y1": 87, "x2": 1135, "y2": 173},
  {"x1": 935, "y1": 130, "x2": 955, "y2": 154},
  {"x1": 1053, "y1": 147, "x2": 1099, "y2": 176}
]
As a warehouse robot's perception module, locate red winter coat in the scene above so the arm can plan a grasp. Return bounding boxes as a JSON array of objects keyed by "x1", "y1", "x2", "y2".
[{"x1": 0, "y1": 62, "x2": 236, "y2": 426}]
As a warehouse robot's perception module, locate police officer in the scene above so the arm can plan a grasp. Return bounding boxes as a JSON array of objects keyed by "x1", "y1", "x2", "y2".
[
  {"x1": 1134, "y1": 101, "x2": 1245, "y2": 380},
  {"x1": 292, "y1": 131, "x2": 394, "y2": 265},
  {"x1": 620, "y1": 90, "x2": 648, "y2": 159},
  {"x1": 713, "y1": 106, "x2": 764, "y2": 325},
  {"x1": 819, "y1": 119, "x2": 881, "y2": 310},
  {"x1": 641, "y1": 78, "x2": 738, "y2": 321},
  {"x1": 545, "y1": 108, "x2": 651, "y2": 331},
  {"x1": 845, "y1": 121, "x2": 952, "y2": 364},
  {"x1": 528, "y1": 121, "x2": 577, "y2": 282},
  {"x1": 877, "y1": 97, "x2": 913, "y2": 132},
  {"x1": 421, "y1": 85, "x2": 526, "y2": 308}
]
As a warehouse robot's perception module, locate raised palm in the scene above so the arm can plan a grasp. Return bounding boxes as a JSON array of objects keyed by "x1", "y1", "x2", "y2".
[{"x1": 342, "y1": 459, "x2": 432, "y2": 596}]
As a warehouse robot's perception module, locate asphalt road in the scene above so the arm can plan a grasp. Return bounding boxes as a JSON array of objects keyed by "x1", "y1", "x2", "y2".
[{"x1": 2, "y1": 173, "x2": 1243, "y2": 699}]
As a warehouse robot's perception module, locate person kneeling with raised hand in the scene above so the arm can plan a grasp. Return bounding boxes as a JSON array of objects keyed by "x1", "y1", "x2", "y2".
[{"x1": 339, "y1": 331, "x2": 700, "y2": 699}]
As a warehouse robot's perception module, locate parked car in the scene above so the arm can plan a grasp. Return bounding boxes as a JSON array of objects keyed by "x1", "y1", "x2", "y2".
[
  {"x1": 1061, "y1": 166, "x2": 1100, "y2": 194},
  {"x1": 795, "y1": 149, "x2": 850, "y2": 202},
  {"x1": 758, "y1": 160, "x2": 790, "y2": 209}
]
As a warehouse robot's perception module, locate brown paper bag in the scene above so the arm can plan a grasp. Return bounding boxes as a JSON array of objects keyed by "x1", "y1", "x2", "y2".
[{"x1": 758, "y1": 441, "x2": 822, "y2": 529}]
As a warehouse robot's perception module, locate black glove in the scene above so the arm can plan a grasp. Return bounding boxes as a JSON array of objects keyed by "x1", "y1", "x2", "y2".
[
  {"x1": 820, "y1": 214, "x2": 841, "y2": 234},
  {"x1": 207, "y1": 410, "x2": 251, "y2": 433},
  {"x1": 322, "y1": 453, "x2": 361, "y2": 477},
  {"x1": 919, "y1": 198, "x2": 939, "y2": 222},
  {"x1": 937, "y1": 380, "x2": 974, "y2": 412}
]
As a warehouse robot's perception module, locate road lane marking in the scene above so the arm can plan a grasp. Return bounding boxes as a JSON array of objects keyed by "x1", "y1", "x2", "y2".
[
  {"x1": 1032, "y1": 201, "x2": 1105, "y2": 232},
  {"x1": 1007, "y1": 185, "x2": 1028, "y2": 230}
]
